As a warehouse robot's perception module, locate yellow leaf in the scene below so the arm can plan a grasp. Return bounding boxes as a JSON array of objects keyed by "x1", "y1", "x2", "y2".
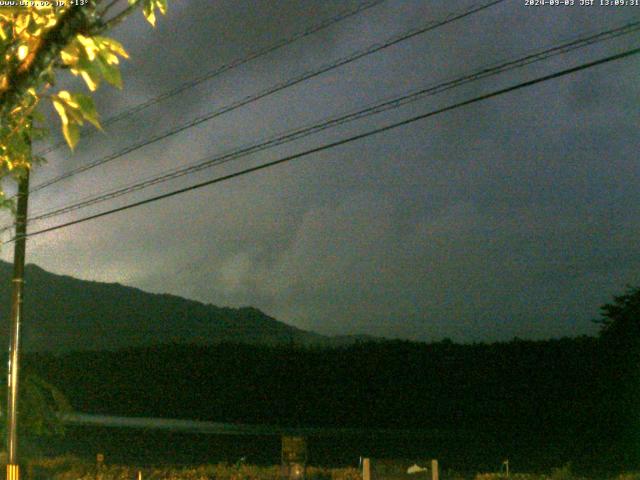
[
  {"x1": 61, "y1": 42, "x2": 81, "y2": 66},
  {"x1": 57, "y1": 91, "x2": 79, "y2": 109},
  {"x1": 52, "y1": 99, "x2": 68, "y2": 126},
  {"x1": 60, "y1": 49, "x2": 77, "y2": 65},
  {"x1": 62, "y1": 122, "x2": 79, "y2": 150},
  {"x1": 156, "y1": 0, "x2": 167, "y2": 14},
  {"x1": 14, "y1": 14, "x2": 30, "y2": 35},
  {"x1": 101, "y1": 51, "x2": 120, "y2": 65},
  {"x1": 143, "y1": 2, "x2": 156, "y2": 26},
  {"x1": 53, "y1": 96, "x2": 81, "y2": 150},
  {"x1": 17, "y1": 45, "x2": 28, "y2": 61},
  {"x1": 95, "y1": 36, "x2": 129, "y2": 59},
  {"x1": 44, "y1": 15, "x2": 57, "y2": 29},
  {"x1": 76, "y1": 34, "x2": 99, "y2": 61},
  {"x1": 80, "y1": 70, "x2": 98, "y2": 91}
]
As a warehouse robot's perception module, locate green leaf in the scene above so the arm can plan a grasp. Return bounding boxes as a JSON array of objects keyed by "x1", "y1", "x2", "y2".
[
  {"x1": 64, "y1": 106, "x2": 84, "y2": 126},
  {"x1": 0, "y1": 195, "x2": 16, "y2": 214},
  {"x1": 6, "y1": 133, "x2": 28, "y2": 158},
  {"x1": 142, "y1": 0, "x2": 156, "y2": 26},
  {"x1": 94, "y1": 36, "x2": 128, "y2": 59},
  {"x1": 52, "y1": 90, "x2": 104, "y2": 149},
  {"x1": 30, "y1": 109, "x2": 45, "y2": 124},
  {"x1": 76, "y1": 56, "x2": 102, "y2": 91},
  {"x1": 74, "y1": 93, "x2": 101, "y2": 129},
  {"x1": 96, "y1": 55, "x2": 122, "y2": 89}
]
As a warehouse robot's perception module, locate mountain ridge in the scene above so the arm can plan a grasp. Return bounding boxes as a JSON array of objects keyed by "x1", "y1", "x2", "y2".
[{"x1": 0, "y1": 261, "x2": 377, "y2": 352}]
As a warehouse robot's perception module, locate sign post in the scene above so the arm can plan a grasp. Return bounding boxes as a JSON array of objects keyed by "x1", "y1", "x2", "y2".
[{"x1": 281, "y1": 436, "x2": 307, "y2": 480}]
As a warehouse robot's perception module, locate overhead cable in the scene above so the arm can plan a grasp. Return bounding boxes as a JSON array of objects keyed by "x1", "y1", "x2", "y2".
[
  {"x1": 8, "y1": 45, "x2": 638, "y2": 243},
  {"x1": 20, "y1": 19, "x2": 640, "y2": 227},
  {"x1": 29, "y1": 0, "x2": 505, "y2": 194},
  {"x1": 36, "y1": 0, "x2": 388, "y2": 157}
]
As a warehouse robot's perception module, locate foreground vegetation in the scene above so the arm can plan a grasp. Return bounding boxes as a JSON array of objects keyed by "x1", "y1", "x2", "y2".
[
  {"x1": 474, "y1": 474, "x2": 640, "y2": 480},
  {"x1": 6, "y1": 286, "x2": 639, "y2": 474},
  {"x1": 18, "y1": 457, "x2": 640, "y2": 480},
  {"x1": 22, "y1": 331, "x2": 637, "y2": 472},
  {"x1": 26, "y1": 457, "x2": 361, "y2": 480}
]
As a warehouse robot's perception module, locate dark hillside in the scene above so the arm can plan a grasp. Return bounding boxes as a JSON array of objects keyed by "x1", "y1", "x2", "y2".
[{"x1": 0, "y1": 262, "x2": 323, "y2": 352}]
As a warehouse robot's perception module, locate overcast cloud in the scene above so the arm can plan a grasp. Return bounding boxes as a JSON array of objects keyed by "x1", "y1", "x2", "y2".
[{"x1": 2, "y1": 0, "x2": 639, "y2": 342}]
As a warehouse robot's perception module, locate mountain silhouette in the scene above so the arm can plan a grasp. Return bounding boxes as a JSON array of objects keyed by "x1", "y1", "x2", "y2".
[{"x1": 0, "y1": 261, "x2": 369, "y2": 352}]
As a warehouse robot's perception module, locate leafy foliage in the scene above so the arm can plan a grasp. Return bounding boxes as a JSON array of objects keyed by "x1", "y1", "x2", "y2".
[
  {"x1": 26, "y1": 459, "x2": 360, "y2": 480},
  {"x1": 595, "y1": 285, "x2": 640, "y2": 348},
  {"x1": 136, "y1": 0, "x2": 167, "y2": 27},
  {"x1": 0, "y1": 1, "x2": 167, "y2": 206},
  {"x1": 0, "y1": 372, "x2": 71, "y2": 438},
  {"x1": 593, "y1": 286, "x2": 640, "y2": 463}
]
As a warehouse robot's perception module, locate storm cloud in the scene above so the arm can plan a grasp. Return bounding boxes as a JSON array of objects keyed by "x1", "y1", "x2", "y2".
[{"x1": 3, "y1": 0, "x2": 639, "y2": 342}]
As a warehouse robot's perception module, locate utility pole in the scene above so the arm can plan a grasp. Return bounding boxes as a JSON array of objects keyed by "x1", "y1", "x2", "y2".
[{"x1": 6, "y1": 166, "x2": 30, "y2": 480}]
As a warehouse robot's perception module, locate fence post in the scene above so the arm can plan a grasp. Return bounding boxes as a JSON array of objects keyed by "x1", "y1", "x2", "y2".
[
  {"x1": 431, "y1": 460, "x2": 438, "y2": 480},
  {"x1": 96, "y1": 453, "x2": 104, "y2": 480},
  {"x1": 363, "y1": 458, "x2": 371, "y2": 480}
]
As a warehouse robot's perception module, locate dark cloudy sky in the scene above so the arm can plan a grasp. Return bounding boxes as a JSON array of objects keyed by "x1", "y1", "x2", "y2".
[{"x1": 2, "y1": 0, "x2": 639, "y2": 342}]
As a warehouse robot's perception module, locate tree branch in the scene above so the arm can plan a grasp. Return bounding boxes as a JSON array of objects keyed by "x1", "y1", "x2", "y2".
[
  {"x1": 0, "y1": 3, "x2": 99, "y2": 120},
  {"x1": 99, "y1": 0, "x2": 121, "y2": 17},
  {"x1": 98, "y1": 0, "x2": 142, "y2": 33}
]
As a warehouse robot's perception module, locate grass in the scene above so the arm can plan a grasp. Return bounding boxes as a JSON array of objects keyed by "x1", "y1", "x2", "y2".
[
  {"x1": 474, "y1": 472, "x2": 640, "y2": 480},
  {"x1": 19, "y1": 456, "x2": 640, "y2": 480},
  {"x1": 26, "y1": 457, "x2": 361, "y2": 480}
]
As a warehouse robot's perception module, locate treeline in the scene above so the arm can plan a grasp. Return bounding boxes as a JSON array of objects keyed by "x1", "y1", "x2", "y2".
[
  {"x1": 21, "y1": 333, "x2": 638, "y2": 470},
  {"x1": 23, "y1": 338, "x2": 599, "y2": 427}
]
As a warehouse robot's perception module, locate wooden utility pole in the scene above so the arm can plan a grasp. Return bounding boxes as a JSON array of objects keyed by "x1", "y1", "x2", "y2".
[{"x1": 6, "y1": 167, "x2": 30, "y2": 480}]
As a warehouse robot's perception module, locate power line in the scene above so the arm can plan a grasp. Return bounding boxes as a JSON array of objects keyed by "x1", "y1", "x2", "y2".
[
  {"x1": 9, "y1": 45, "x2": 639, "y2": 243},
  {"x1": 19, "y1": 18, "x2": 640, "y2": 229},
  {"x1": 28, "y1": 0, "x2": 505, "y2": 194},
  {"x1": 35, "y1": 0, "x2": 387, "y2": 157}
]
